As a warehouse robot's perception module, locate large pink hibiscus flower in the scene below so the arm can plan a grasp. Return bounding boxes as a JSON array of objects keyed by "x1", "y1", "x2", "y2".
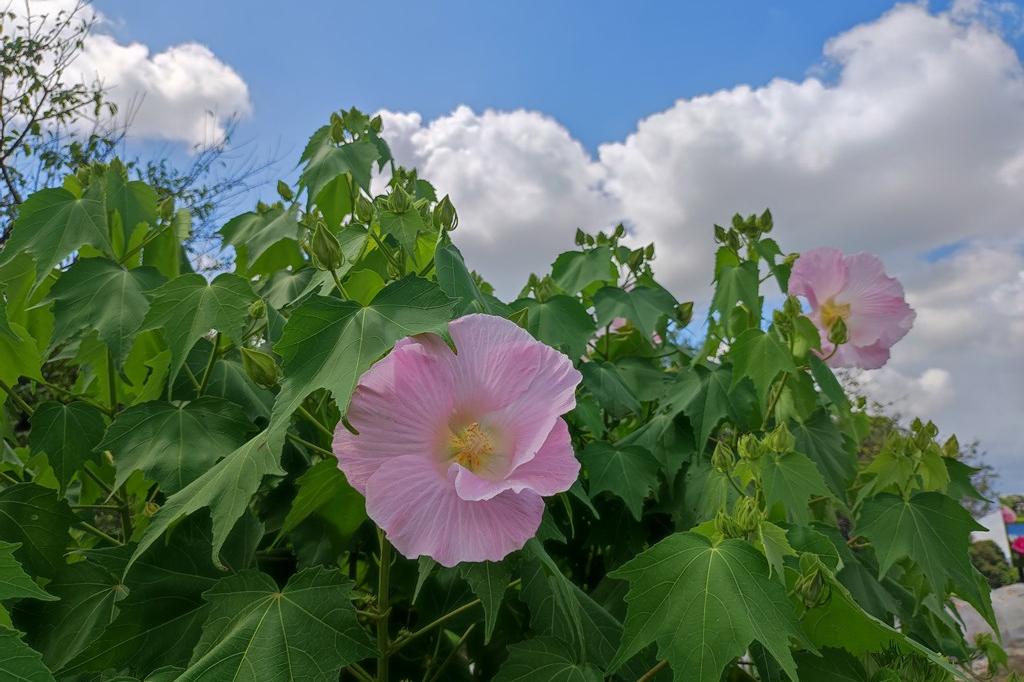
[
  {"x1": 788, "y1": 248, "x2": 915, "y2": 370},
  {"x1": 333, "y1": 314, "x2": 582, "y2": 566}
]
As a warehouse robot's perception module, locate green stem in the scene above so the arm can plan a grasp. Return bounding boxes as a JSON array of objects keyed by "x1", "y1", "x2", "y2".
[
  {"x1": 119, "y1": 221, "x2": 170, "y2": 265},
  {"x1": 71, "y1": 504, "x2": 121, "y2": 511},
  {"x1": 377, "y1": 530, "x2": 392, "y2": 682},
  {"x1": 417, "y1": 255, "x2": 435, "y2": 278},
  {"x1": 82, "y1": 465, "x2": 125, "y2": 505},
  {"x1": 761, "y1": 372, "x2": 790, "y2": 430},
  {"x1": 389, "y1": 579, "x2": 521, "y2": 656},
  {"x1": 78, "y1": 521, "x2": 122, "y2": 546},
  {"x1": 297, "y1": 405, "x2": 335, "y2": 439},
  {"x1": 725, "y1": 471, "x2": 748, "y2": 498},
  {"x1": 106, "y1": 350, "x2": 118, "y2": 412},
  {"x1": 0, "y1": 471, "x2": 21, "y2": 485},
  {"x1": 347, "y1": 663, "x2": 374, "y2": 682},
  {"x1": 425, "y1": 623, "x2": 476, "y2": 682},
  {"x1": 197, "y1": 332, "x2": 221, "y2": 396},
  {"x1": 33, "y1": 378, "x2": 113, "y2": 416},
  {"x1": 0, "y1": 378, "x2": 33, "y2": 416},
  {"x1": 286, "y1": 433, "x2": 333, "y2": 459},
  {"x1": 638, "y1": 659, "x2": 669, "y2": 682},
  {"x1": 369, "y1": 229, "x2": 403, "y2": 273},
  {"x1": 329, "y1": 267, "x2": 351, "y2": 299}
]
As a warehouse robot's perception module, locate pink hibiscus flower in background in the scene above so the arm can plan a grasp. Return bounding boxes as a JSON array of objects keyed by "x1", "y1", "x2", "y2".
[
  {"x1": 1003, "y1": 506, "x2": 1017, "y2": 525},
  {"x1": 1012, "y1": 537, "x2": 1024, "y2": 556},
  {"x1": 788, "y1": 247, "x2": 915, "y2": 369},
  {"x1": 333, "y1": 314, "x2": 582, "y2": 566}
]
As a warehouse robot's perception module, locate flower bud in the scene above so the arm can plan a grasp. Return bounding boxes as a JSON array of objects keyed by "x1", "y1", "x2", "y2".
[
  {"x1": 711, "y1": 441, "x2": 736, "y2": 473},
  {"x1": 783, "y1": 295, "x2": 803, "y2": 318},
  {"x1": 757, "y1": 208, "x2": 773, "y2": 233},
  {"x1": 795, "y1": 566, "x2": 828, "y2": 609},
  {"x1": 737, "y1": 434, "x2": 764, "y2": 461},
  {"x1": 433, "y1": 194, "x2": 458, "y2": 232},
  {"x1": 827, "y1": 317, "x2": 848, "y2": 346},
  {"x1": 714, "y1": 224, "x2": 729, "y2": 243},
  {"x1": 310, "y1": 223, "x2": 344, "y2": 271},
  {"x1": 276, "y1": 180, "x2": 294, "y2": 202},
  {"x1": 241, "y1": 348, "x2": 280, "y2": 388},
  {"x1": 943, "y1": 435, "x2": 960, "y2": 458},
  {"x1": 675, "y1": 301, "x2": 694, "y2": 327},
  {"x1": 370, "y1": 115, "x2": 383, "y2": 133},
  {"x1": 354, "y1": 195, "x2": 374, "y2": 223},
  {"x1": 714, "y1": 510, "x2": 743, "y2": 539},
  {"x1": 613, "y1": 223, "x2": 626, "y2": 239},
  {"x1": 389, "y1": 184, "x2": 411, "y2": 214},
  {"x1": 734, "y1": 497, "x2": 762, "y2": 533},
  {"x1": 765, "y1": 424, "x2": 795, "y2": 454},
  {"x1": 574, "y1": 228, "x2": 587, "y2": 246},
  {"x1": 247, "y1": 298, "x2": 266, "y2": 320},
  {"x1": 784, "y1": 252, "x2": 799, "y2": 267}
]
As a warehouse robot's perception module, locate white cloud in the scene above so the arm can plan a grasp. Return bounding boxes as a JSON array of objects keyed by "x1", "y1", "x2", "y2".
[
  {"x1": 379, "y1": 107, "x2": 615, "y2": 294},
  {"x1": 6, "y1": 0, "x2": 250, "y2": 146},
  {"x1": 378, "y1": 1, "x2": 1024, "y2": 487}
]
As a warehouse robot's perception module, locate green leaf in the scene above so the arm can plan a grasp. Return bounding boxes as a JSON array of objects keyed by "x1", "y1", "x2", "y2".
[
  {"x1": 857, "y1": 492, "x2": 995, "y2": 629},
  {"x1": 799, "y1": 560, "x2": 966, "y2": 678},
  {"x1": 140, "y1": 273, "x2": 257, "y2": 385},
  {"x1": 729, "y1": 328, "x2": 796, "y2": 403},
  {"x1": 47, "y1": 258, "x2": 164, "y2": 366},
  {"x1": 219, "y1": 205, "x2": 300, "y2": 268},
  {"x1": 271, "y1": 276, "x2": 454, "y2": 425},
  {"x1": 609, "y1": 533, "x2": 807, "y2": 682},
  {"x1": 551, "y1": 247, "x2": 617, "y2": 295},
  {"x1": 593, "y1": 285, "x2": 677, "y2": 340},
  {"x1": 668, "y1": 365, "x2": 756, "y2": 452},
  {"x1": 580, "y1": 441, "x2": 659, "y2": 521},
  {"x1": 0, "y1": 483, "x2": 74, "y2": 578},
  {"x1": 17, "y1": 559, "x2": 127, "y2": 671},
  {"x1": 29, "y1": 401, "x2": 107, "y2": 492},
  {"x1": 435, "y1": 243, "x2": 492, "y2": 315},
  {"x1": 790, "y1": 410, "x2": 855, "y2": 498},
  {"x1": 281, "y1": 459, "x2": 365, "y2": 539},
  {"x1": 105, "y1": 168, "x2": 158, "y2": 244},
  {"x1": 494, "y1": 637, "x2": 603, "y2": 682},
  {"x1": 0, "y1": 541, "x2": 55, "y2": 602},
  {"x1": 758, "y1": 451, "x2": 832, "y2": 524},
  {"x1": 710, "y1": 252, "x2": 759, "y2": 321},
  {"x1": 180, "y1": 567, "x2": 374, "y2": 681},
  {"x1": 0, "y1": 315, "x2": 43, "y2": 385},
  {"x1": 299, "y1": 134, "x2": 379, "y2": 199},
  {"x1": 510, "y1": 295, "x2": 595, "y2": 360},
  {"x1": 794, "y1": 649, "x2": 870, "y2": 682},
  {"x1": 379, "y1": 209, "x2": 427, "y2": 255},
  {"x1": 64, "y1": 516, "x2": 235, "y2": 675},
  {"x1": 98, "y1": 397, "x2": 254, "y2": 493},
  {"x1": 756, "y1": 521, "x2": 795, "y2": 581},
  {"x1": 458, "y1": 560, "x2": 511, "y2": 644},
  {"x1": 314, "y1": 174, "x2": 354, "y2": 227},
  {"x1": 808, "y1": 354, "x2": 850, "y2": 415},
  {"x1": 126, "y1": 429, "x2": 285, "y2": 573},
  {"x1": 580, "y1": 361, "x2": 641, "y2": 418},
  {"x1": 0, "y1": 629, "x2": 55, "y2": 682},
  {"x1": 0, "y1": 184, "x2": 110, "y2": 286}
]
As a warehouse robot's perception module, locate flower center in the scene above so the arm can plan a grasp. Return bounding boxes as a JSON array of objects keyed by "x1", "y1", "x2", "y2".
[
  {"x1": 449, "y1": 422, "x2": 495, "y2": 472},
  {"x1": 820, "y1": 298, "x2": 851, "y2": 329}
]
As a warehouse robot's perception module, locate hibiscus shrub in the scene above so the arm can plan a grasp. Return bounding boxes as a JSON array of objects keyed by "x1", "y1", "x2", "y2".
[{"x1": 0, "y1": 108, "x2": 998, "y2": 681}]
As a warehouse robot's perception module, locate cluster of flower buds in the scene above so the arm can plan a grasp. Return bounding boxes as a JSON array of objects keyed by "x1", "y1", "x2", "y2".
[
  {"x1": 329, "y1": 107, "x2": 382, "y2": 143},
  {"x1": 713, "y1": 208, "x2": 774, "y2": 251},
  {"x1": 765, "y1": 424, "x2": 795, "y2": 454},
  {"x1": 711, "y1": 441, "x2": 736, "y2": 473},
  {"x1": 737, "y1": 433, "x2": 766, "y2": 461},
  {"x1": 794, "y1": 556, "x2": 831, "y2": 609}
]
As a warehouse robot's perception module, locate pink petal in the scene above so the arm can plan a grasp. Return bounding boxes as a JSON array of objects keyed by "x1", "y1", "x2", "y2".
[
  {"x1": 824, "y1": 340, "x2": 891, "y2": 370},
  {"x1": 365, "y1": 454, "x2": 544, "y2": 566},
  {"x1": 454, "y1": 418, "x2": 579, "y2": 501},
  {"x1": 448, "y1": 314, "x2": 544, "y2": 413},
  {"x1": 487, "y1": 343, "x2": 581, "y2": 472},
  {"x1": 788, "y1": 247, "x2": 847, "y2": 309},
  {"x1": 334, "y1": 335, "x2": 455, "y2": 493},
  {"x1": 837, "y1": 253, "x2": 915, "y2": 347}
]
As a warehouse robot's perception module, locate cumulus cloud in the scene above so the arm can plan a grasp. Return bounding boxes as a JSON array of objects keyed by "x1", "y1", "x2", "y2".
[
  {"x1": 7, "y1": 0, "x2": 250, "y2": 146},
  {"x1": 378, "y1": 2, "x2": 1024, "y2": 486}
]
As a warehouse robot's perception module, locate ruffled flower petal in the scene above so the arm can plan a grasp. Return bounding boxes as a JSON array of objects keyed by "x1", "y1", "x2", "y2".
[{"x1": 365, "y1": 454, "x2": 544, "y2": 567}]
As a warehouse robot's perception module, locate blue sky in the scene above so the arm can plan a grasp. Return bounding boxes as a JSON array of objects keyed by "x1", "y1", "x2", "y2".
[
  {"x1": 95, "y1": 0, "x2": 951, "y2": 154},
  {"x1": 85, "y1": 0, "x2": 1024, "y2": 489}
]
